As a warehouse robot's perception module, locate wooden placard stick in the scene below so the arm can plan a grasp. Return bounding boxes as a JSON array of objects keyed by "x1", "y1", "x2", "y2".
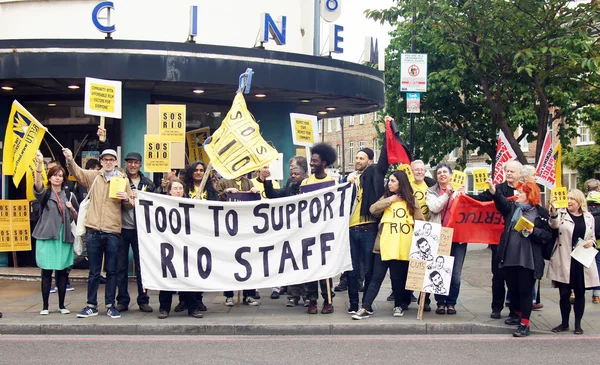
[
  {"x1": 325, "y1": 278, "x2": 332, "y2": 304},
  {"x1": 197, "y1": 163, "x2": 213, "y2": 198},
  {"x1": 417, "y1": 292, "x2": 426, "y2": 320},
  {"x1": 100, "y1": 116, "x2": 105, "y2": 130},
  {"x1": 12, "y1": 252, "x2": 18, "y2": 268}
]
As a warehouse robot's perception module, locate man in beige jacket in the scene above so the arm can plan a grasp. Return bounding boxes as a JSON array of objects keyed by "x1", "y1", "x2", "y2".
[{"x1": 63, "y1": 148, "x2": 134, "y2": 319}]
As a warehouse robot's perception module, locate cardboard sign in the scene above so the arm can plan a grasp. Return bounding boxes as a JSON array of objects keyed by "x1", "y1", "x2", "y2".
[
  {"x1": 146, "y1": 105, "x2": 186, "y2": 169},
  {"x1": 158, "y1": 105, "x2": 186, "y2": 142},
  {"x1": 186, "y1": 127, "x2": 211, "y2": 163},
  {"x1": 438, "y1": 227, "x2": 453, "y2": 255},
  {"x1": 0, "y1": 228, "x2": 11, "y2": 252},
  {"x1": 204, "y1": 93, "x2": 279, "y2": 179},
  {"x1": 290, "y1": 113, "x2": 318, "y2": 147},
  {"x1": 11, "y1": 224, "x2": 31, "y2": 251},
  {"x1": 10, "y1": 200, "x2": 29, "y2": 225},
  {"x1": 405, "y1": 259, "x2": 427, "y2": 291},
  {"x1": 144, "y1": 135, "x2": 171, "y2": 172},
  {"x1": 451, "y1": 170, "x2": 466, "y2": 190},
  {"x1": 0, "y1": 201, "x2": 10, "y2": 225},
  {"x1": 422, "y1": 255, "x2": 454, "y2": 295},
  {"x1": 84, "y1": 77, "x2": 122, "y2": 119},
  {"x1": 473, "y1": 168, "x2": 489, "y2": 191},
  {"x1": 0, "y1": 200, "x2": 31, "y2": 252},
  {"x1": 552, "y1": 187, "x2": 568, "y2": 209},
  {"x1": 268, "y1": 153, "x2": 284, "y2": 181},
  {"x1": 397, "y1": 163, "x2": 414, "y2": 183}
]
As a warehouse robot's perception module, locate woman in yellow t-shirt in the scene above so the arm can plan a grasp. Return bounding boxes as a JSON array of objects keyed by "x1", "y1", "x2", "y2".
[{"x1": 352, "y1": 170, "x2": 424, "y2": 320}]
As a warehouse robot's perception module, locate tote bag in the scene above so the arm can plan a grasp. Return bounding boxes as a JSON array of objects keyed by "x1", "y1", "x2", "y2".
[{"x1": 75, "y1": 176, "x2": 99, "y2": 237}]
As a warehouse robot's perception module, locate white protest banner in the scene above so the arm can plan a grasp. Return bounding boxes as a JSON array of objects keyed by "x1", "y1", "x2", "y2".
[
  {"x1": 84, "y1": 77, "x2": 122, "y2": 119},
  {"x1": 135, "y1": 183, "x2": 353, "y2": 292},
  {"x1": 535, "y1": 130, "x2": 557, "y2": 189},
  {"x1": 493, "y1": 130, "x2": 517, "y2": 184}
]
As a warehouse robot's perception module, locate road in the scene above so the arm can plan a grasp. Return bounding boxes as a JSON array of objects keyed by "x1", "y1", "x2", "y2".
[{"x1": 0, "y1": 334, "x2": 596, "y2": 364}]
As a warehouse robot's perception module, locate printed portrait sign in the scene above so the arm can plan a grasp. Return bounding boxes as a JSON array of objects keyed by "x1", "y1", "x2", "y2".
[
  {"x1": 409, "y1": 220, "x2": 441, "y2": 263},
  {"x1": 422, "y1": 255, "x2": 454, "y2": 295}
]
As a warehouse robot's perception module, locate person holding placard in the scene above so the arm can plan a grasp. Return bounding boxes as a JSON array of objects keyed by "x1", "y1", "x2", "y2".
[
  {"x1": 584, "y1": 179, "x2": 600, "y2": 304},
  {"x1": 32, "y1": 151, "x2": 79, "y2": 315},
  {"x1": 352, "y1": 170, "x2": 424, "y2": 320},
  {"x1": 547, "y1": 189, "x2": 599, "y2": 335},
  {"x1": 470, "y1": 160, "x2": 523, "y2": 319},
  {"x1": 63, "y1": 148, "x2": 134, "y2": 319},
  {"x1": 426, "y1": 164, "x2": 467, "y2": 315},
  {"x1": 486, "y1": 179, "x2": 553, "y2": 337}
]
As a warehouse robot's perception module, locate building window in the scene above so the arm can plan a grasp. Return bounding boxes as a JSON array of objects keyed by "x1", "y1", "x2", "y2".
[
  {"x1": 327, "y1": 118, "x2": 332, "y2": 133},
  {"x1": 336, "y1": 144, "x2": 341, "y2": 166},
  {"x1": 577, "y1": 121, "x2": 592, "y2": 145},
  {"x1": 336, "y1": 117, "x2": 342, "y2": 131},
  {"x1": 349, "y1": 116, "x2": 355, "y2": 126},
  {"x1": 348, "y1": 142, "x2": 354, "y2": 165},
  {"x1": 359, "y1": 140, "x2": 365, "y2": 150},
  {"x1": 359, "y1": 114, "x2": 365, "y2": 124},
  {"x1": 373, "y1": 138, "x2": 379, "y2": 161},
  {"x1": 372, "y1": 112, "x2": 378, "y2": 123},
  {"x1": 449, "y1": 147, "x2": 458, "y2": 161}
]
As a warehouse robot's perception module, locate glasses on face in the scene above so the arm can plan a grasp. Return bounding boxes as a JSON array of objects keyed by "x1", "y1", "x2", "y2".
[{"x1": 102, "y1": 158, "x2": 116, "y2": 162}]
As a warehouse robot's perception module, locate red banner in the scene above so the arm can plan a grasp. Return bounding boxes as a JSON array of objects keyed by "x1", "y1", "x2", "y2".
[{"x1": 446, "y1": 195, "x2": 513, "y2": 244}]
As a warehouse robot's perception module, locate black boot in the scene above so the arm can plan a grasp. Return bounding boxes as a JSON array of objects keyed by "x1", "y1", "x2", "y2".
[{"x1": 513, "y1": 324, "x2": 530, "y2": 337}]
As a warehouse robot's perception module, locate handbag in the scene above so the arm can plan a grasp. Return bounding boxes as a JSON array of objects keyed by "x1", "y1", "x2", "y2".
[
  {"x1": 75, "y1": 176, "x2": 99, "y2": 237},
  {"x1": 67, "y1": 192, "x2": 83, "y2": 256}
]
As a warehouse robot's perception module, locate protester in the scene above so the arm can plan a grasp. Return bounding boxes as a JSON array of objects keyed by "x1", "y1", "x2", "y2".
[
  {"x1": 547, "y1": 189, "x2": 599, "y2": 335},
  {"x1": 584, "y1": 179, "x2": 600, "y2": 304},
  {"x1": 486, "y1": 179, "x2": 553, "y2": 337},
  {"x1": 155, "y1": 168, "x2": 179, "y2": 195},
  {"x1": 345, "y1": 147, "x2": 389, "y2": 314},
  {"x1": 426, "y1": 164, "x2": 467, "y2": 315},
  {"x1": 302, "y1": 143, "x2": 337, "y2": 314},
  {"x1": 32, "y1": 152, "x2": 79, "y2": 315},
  {"x1": 64, "y1": 147, "x2": 134, "y2": 319},
  {"x1": 216, "y1": 173, "x2": 260, "y2": 306},
  {"x1": 116, "y1": 152, "x2": 156, "y2": 314},
  {"x1": 352, "y1": 170, "x2": 424, "y2": 319},
  {"x1": 471, "y1": 160, "x2": 523, "y2": 318},
  {"x1": 157, "y1": 179, "x2": 204, "y2": 319}
]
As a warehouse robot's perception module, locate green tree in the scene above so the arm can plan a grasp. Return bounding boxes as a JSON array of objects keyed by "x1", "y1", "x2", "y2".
[{"x1": 367, "y1": 0, "x2": 600, "y2": 167}]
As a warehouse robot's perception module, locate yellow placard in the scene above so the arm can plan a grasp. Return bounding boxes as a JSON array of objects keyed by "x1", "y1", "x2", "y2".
[
  {"x1": 451, "y1": 170, "x2": 467, "y2": 190},
  {"x1": 397, "y1": 163, "x2": 414, "y2": 183},
  {"x1": 0, "y1": 228, "x2": 12, "y2": 252},
  {"x1": 186, "y1": 127, "x2": 211, "y2": 163},
  {"x1": 89, "y1": 83, "x2": 116, "y2": 114},
  {"x1": 552, "y1": 187, "x2": 568, "y2": 209},
  {"x1": 405, "y1": 259, "x2": 427, "y2": 291},
  {"x1": 144, "y1": 135, "x2": 171, "y2": 172},
  {"x1": 158, "y1": 105, "x2": 186, "y2": 142},
  {"x1": 293, "y1": 117, "x2": 315, "y2": 144},
  {"x1": 0, "y1": 201, "x2": 10, "y2": 225},
  {"x1": 11, "y1": 224, "x2": 31, "y2": 251},
  {"x1": 204, "y1": 93, "x2": 279, "y2": 179},
  {"x1": 473, "y1": 168, "x2": 489, "y2": 191},
  {"x1": 10, "y1": 200, "x2": 30, "y2": 225},
  {"x1": 109, "y1": 177, "x2": 128, "y2": 198},
  {"x1": 514, "y1": 216, "x2": 534, "y2": 232}
]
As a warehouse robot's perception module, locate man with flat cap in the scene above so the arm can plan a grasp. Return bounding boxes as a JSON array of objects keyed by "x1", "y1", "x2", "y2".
[
  {"x1": 116, "y1": 152, "x2": 156, "y2": 313},
  {"x1": 63, "y1": 148, "x2": 134, "y2": 319}
]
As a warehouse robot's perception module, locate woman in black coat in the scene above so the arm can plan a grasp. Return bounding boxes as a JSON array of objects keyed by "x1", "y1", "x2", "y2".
[{"x1": 486, "y1": 179, "x2": 553, "y2": 338}]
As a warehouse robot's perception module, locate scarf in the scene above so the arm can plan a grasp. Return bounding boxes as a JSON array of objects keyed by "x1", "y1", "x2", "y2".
[{"x1": 509, "y1": 203, "x2": 534, "y2": 229}]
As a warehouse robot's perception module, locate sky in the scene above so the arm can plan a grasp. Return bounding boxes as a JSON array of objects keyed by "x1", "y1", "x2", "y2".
[{"x1": 322, "y1": 0, "x2": 395, "y2": 67}]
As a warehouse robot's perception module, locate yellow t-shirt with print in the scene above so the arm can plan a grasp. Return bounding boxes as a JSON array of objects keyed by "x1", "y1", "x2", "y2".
[
  {"x1": 251, "y1": 178, "x2": 280, "y2": 200},
  {"x1": 301, "y1": 174, "x2": 334, "y2": 186},
  {"x1": 188, "y1": 186, "x2": 207, "y2": 200},
  {"x1": 379, "y1": 200, "x2": 415, "y2": 261},
  {"x1": 411, "y1": 181, "x2": 430, "y2": 221},
  {"x1": 350, "y1": 175, "x2": 375, "y2": 227}
]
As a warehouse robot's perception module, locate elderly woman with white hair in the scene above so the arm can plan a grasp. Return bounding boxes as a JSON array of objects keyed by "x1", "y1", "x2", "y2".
[{"x1": 520, "y1": 165, "x2": 536, "y2": 183}]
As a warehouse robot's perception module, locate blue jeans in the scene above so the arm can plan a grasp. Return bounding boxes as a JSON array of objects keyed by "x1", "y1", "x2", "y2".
[
  {"x1": 347, "y1": 228, "x2": 377, "y2": 306},
  {"x1": 116, "y1": 229, "x2": 150, "y2": 306},
  {"x1": 435, "y1": 242, "x2": 467, "y2": 307},
  {"x1": 86, "y1": 231, "x2": 120, "y2": 307}
]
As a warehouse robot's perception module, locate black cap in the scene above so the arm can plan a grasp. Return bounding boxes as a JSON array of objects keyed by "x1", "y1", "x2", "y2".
[
  {"x1": 124, "y1": 152, "x2": 142, "y2": 162},
  {"x1": 358, "y1": 148, "x2": 374, "y2": 160}
]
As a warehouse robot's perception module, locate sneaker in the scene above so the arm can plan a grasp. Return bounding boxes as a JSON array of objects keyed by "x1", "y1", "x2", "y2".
[
  {"x1": 303, "y1": 298, "x2": 310, "y2": 307},
  {"x1": 157, "y1": 310, "x2": 169, "y2": 319},
  {"x1": 307, "y1": 300, "x2": 318, "y2": 314},
  {"x1": 138, "y1": 304, "x2": 153, "y2": 313},
  {"x1": 253, "y1": 292, "x2": 261, "y2": 300},
  {"x1": 347, "y1": 304, "x2": 359, "y2": 314},
  {"x1": 49, "y1": 286, "x2": 57, "y2": 294},
  {"x1": 513, "y1": 324, "x2": 530, "y2": 337},
  {"x1": 393, "y1": 306, "x2": 404, "y2": 317},
  {"x1": 490, "y1": 311, "x2": 501, "y2": 319},
  {"x1": 107, "y1": 306, "x2": 121, "y2": 319},
  {"x1": 386, "y1": 291, "x2": 394, "y2": 301},
  {"x1": 593, "y1": 295, "x2": 600, "y2": 304},
  {"x1": 188, "y1": 311, "x2": 203, "y2": 318},
  {"x1": 224, "y1": 297, "x2": 235, "y2": 306},
  {"x1": 423, "y1": 304, "x2": 431, "y2": 312},
  {"x1": 270, "y1": 290, "x2": 280, "y2": 299},
  {"x1": 39, "y1": 309, "x2": 49, "y2": 315},
  {"x1": 174, "y1": 301, "x2": 187, "y2": 312},
  {"x1": 286, "y1": 298, "x2": 299, "y2": 307},
  {"x1": 66, "y1": 285, "x2": 75, "y2": 291},
  {"x1": 504, "y1": 316, "x2": 521, "y2": 326},
  {"x1": 244, "y1": 297, "x2": 259, "y2": 306},
  {"x1": 59, "y1": 308, "x2": 70, "y2": 315},
  {"x1": 532, "y1": 303, "x2": 544, "y2": 310},
  {"x1": 77, "y1": 306, "x2": 98, "y2": 318},
  {"x1": 351, "y1": 308, "x2": 373, "y2": 320},
  {"x1": 198, "y1": 302, "x2": 208, "y2": 311},
  {"x1": 116, "y1": 304, "x2": 129, "y2": 312},
  {"x1": 334, "y1": 283, "x2": 348, "y2": 292},
  {"x1": 321, "y1": 303, "x2": 334, "y2": 314}
]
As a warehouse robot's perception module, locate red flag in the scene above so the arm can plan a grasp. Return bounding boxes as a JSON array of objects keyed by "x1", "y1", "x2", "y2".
[{"x1": 385, "y1": 116, "x2": 412, "y2": 165}]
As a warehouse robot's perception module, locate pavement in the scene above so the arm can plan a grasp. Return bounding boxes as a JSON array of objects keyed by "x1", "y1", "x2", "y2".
[{"x1": 1, "y1": 246, "x2": 599, "y2": 336}]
